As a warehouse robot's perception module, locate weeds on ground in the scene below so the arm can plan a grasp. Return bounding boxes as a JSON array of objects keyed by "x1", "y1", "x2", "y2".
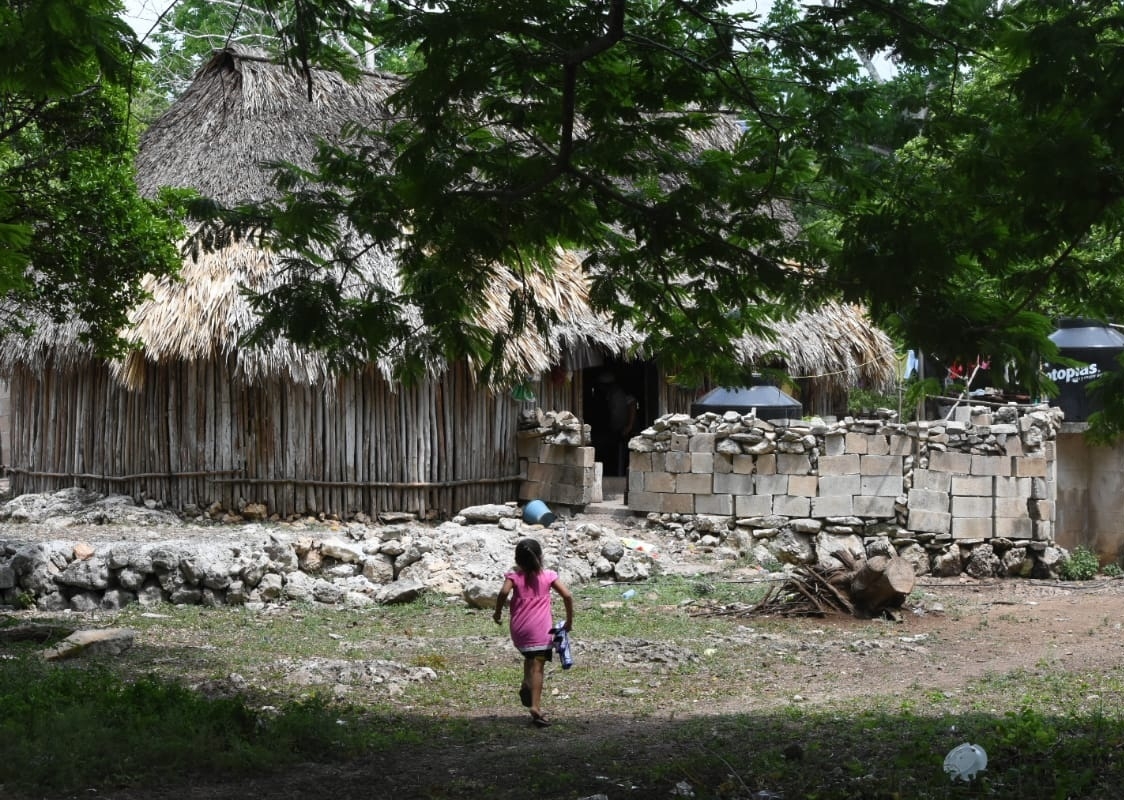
[{"x1": 1059, "y1": 545, "x2": 1101, "y2": 581}]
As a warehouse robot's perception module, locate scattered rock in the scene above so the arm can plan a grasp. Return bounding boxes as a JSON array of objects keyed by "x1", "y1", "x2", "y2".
[{"x1": 42, "y1": 628, "x2": 136, "y2": 661}]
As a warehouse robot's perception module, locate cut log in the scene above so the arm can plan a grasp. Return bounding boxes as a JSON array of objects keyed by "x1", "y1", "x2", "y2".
[{"x1": 848, "y1": 553, "x2": 916, "y2": 615}]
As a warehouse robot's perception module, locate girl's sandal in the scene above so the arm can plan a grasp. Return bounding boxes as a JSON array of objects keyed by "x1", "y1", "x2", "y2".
[{"x1": 531, "y1": 712, "x2": 551, "y2": 728}]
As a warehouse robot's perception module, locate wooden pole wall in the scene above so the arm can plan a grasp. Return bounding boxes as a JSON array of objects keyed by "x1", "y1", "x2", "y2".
[{"x1": 7, "y1": 359, "x2": 529, "y2": 519}]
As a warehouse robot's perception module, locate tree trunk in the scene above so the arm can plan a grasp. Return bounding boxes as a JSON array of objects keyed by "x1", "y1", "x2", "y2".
[{"x1": 848, "y1": 553, "x2": 916, "y2": 615}]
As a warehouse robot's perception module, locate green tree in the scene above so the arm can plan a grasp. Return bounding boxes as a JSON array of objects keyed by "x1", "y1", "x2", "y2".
[
  {"x1": 815, "y1": 0, "x2": 1124, "y2": 401},
  {"x1": 198, "y1": 0, "x2": 867, "y2": 386},
  {"x1": 211, "y1": 0, "x2": 1113, "y2": 392},
  {"x1": 0, "y1": 0, "x2": 183, "y2": 357}
]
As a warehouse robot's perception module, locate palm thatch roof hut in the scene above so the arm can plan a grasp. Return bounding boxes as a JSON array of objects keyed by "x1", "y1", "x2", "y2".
[{"x1": 0, "y1": 47, "x2": 896, "y2": 518}]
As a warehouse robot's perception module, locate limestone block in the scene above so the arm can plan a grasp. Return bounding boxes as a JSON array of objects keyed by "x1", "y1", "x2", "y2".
[
  {"x1": 774, "y1": 495, "x2": 810, "y2": 516},
  {"x1": 541, "y1": 444, "x2": 571, "y2": 464},
  {"x1": 951, "y1": 475, "x2": 993, "y2": 496},
  {"x1": 527, "y1": 461, "x2": 548, "y2": 483},
  {"x1": 862, "y1": 475, "x2": 905, "y2": 497},
  {"x1": 696, "y1": 493, "x2": 733, "y2": 515},
  {"x1": 628, "y1": 470, "x2": 645, "y2": 494},
  {"x1": 644, "y1": 472, "x2": 675, "y2": 493},
  {"x1": 866, "y1": 436, "x2": 890, "y2": 456},
  {"x1": 860, "y1": 455, "x2": 903, "y2": 476},
  {"x1": 649, "y1": 452, "x2": 666, "y2": 472},
  {"x1": 971, "y1": 455, "x2": 1010, "y2": 477},
  {"x1": 676, "y1": 472, "x2": 712, "y2": 495},
  {"x1": 754, "y1": 473, "x2": 788, "y2": 495},
  {"x1": 811, "y1": 495, "x2": 854, "y2": 517},
  {"x1": 567, "y1": 446, "x2": 596, "y2": 468},
  {"x1": 913, "y1": 469, "x2": 952, "y2": 493},
  {"x1": 1013, "y1": 456, "x2": 1048, "y2": 477},
  {"x1": 819, "y1": 474, "x2": 860, "y2": 497},
  {"x1": 951, "y1": 495, "x2": 992, "y2": 519},
  {"x1": 755, "y1": 453, "x2": 777, "y2": 475},
  {"x1": 665, "y1": 451, "x2": 693, "y2": 473},
  {"x1": 735, "y1": 494, "x2": 773, "y2": 517},
  {"x1": 929, "y1": 450, "x2": 972, "y2": 474},
  {"x1": 996, "y1": 517, "x2": 1033, "y2": 539},
  {"x1": 661, "y1": 493, "x2": 695, "y2": 514},
  {"x1": 1034, "y1": 520, "x2": 1053, "y2": 541},
  {"x1": 689, "y1": 433, "x2": 716, "y2": 452},
  {"x1": 824, "y1": 432, "x2": 846, "y2": 456},
  {"x1": 951, "y1": 516, "x2": 994, "y2": 541},
  {"x1": 1004, "y1": 436, "x2": 1025, "y2": 457},
  {"x1": 777, "y1": 453, "x2": 812, "y2": 475},
  {"x1": 713, "y1": 453, "x2": 733, "y2": 474},
  {"x1": 550, "y1": 482, "x2": 593, "y2": 506},
  {"x1": 994, "y1": 476, "x2": 1032, "y2": 497},
  {"x1": 907, "y1": 508, "x2": 952, "y2": 534},
  {"x1": 818, "y1": 454, "x2": 860, "y2": 476},
  {"x1": 691, "y1": 452, "x2": 715, "y2": 474},
  {"x1": 908, "y1": 488, "x2": 949, "y2": 513},
  {"x1": 1029, "y1": 499, "x2": 1054, "y2": 521},
  {"x1": 732, "y1": 454, "x2": 754, "y2": 475},
  {"x1": 994, "y1": 496, "x2": 1028, "y2": 518},
  {"x1": 630, "y1": 452, "x2": 653, "y2": 473},
  {"x1": 670, "y1": 433, "x2": 689, "y2": 451},
  {"x1": 845, "y1": 432, "x2": 869, "y2": 454},
  {"x1": 788, "y1": 474, "x2": 818, "y2": 497},
  {"x1": 714, "y1": 472, "x2": 754, "y2": 495},
  {"x1": 627, "y1": 490, "x2": 660, "y2": 513},
  {"x1": 888, "y1": 434, "x2": 913, "y2": 456},
  {"x1": 853, "y1": 495, "x2": 897, "y2": 518}
]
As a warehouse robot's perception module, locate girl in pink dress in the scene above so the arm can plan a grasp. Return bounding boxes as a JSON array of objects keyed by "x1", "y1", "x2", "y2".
[{"x1": 493, "y1": 538, "x2": 574, "y2": 727}]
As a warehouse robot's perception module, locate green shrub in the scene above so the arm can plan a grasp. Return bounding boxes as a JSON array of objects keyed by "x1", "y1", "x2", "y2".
[
  {"x1": 1060, "y1": 545, "x2": 1101, "y2": 581},
  {"x1": 1104, "y1": 562, "x2": 1123, "y2": 578}
]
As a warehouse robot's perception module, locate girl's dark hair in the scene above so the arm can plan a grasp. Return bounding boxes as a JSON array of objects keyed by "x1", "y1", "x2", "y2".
[{"x1": 514, "y1": 538, "x2": 544, "y2": 576}]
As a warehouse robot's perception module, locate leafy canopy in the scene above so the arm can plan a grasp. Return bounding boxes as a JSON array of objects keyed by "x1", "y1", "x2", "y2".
[
  {"x1": 206, "y1": 0, "x2": 1124, "y2": 396},
  {"x1": 0, "y1": 0, "x2": 183, "y2": 357}
]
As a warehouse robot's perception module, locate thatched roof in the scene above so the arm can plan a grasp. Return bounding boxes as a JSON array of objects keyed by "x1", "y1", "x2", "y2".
[{"x1": 0, "y1": 47, "x2": 896, "y2": 393}]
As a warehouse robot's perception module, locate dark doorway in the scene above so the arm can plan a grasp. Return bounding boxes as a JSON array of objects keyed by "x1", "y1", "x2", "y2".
[{"x1": 582, "y1": 358, "x2": 655, "y2": 477}]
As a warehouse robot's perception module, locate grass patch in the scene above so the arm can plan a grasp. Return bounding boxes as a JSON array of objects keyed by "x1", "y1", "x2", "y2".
[{"x1": 4, "y1": 576, "x2": 1124, "y2": 798}]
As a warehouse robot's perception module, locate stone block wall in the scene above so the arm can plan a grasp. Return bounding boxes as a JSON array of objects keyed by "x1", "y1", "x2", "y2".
[
  {"x1": 626, "y1": 403, "x2": 1064, "y2": 578},
  {"x1": 517, "y1": 410, "x2": 598, "y2": 507}
]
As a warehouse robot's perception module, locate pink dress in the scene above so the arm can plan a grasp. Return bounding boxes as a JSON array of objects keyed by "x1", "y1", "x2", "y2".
[{"x1": 505, "y1": 568, "x2": 558, "y2": 651}]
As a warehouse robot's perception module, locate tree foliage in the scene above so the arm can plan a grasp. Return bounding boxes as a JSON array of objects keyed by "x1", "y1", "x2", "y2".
[
  {"x1": 820, "y1": 0, "x2": 1124, "y2": 401},
  {"x1": 9, "y1": 0, "x2": 1124, "y2": 417},
  {"x1": 203, "y1": 0, "x2": 1124, "y2": 393},
  {"x1": 0, "y1": 0, "x2": 183, "y2": 357}
]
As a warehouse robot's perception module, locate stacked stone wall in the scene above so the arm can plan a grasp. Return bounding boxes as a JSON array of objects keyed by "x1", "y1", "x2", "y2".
[
  {"x1": 626, "y1": 404, "x2": 1064, "y2": 578},
  {"x1": 516, "y1": 410, "x2": 598, "y2": 507}
]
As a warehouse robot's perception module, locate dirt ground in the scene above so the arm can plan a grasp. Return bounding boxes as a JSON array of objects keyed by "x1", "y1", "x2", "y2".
[
  {"x1": 100, "y1": 572, "x2": 1124, "y2": 800},
  {"x1": 10, "y1": 506, "x2": 1124, "y2": 800}
]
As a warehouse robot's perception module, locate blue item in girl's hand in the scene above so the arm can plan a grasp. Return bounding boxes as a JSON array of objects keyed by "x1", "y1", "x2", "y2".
[{"x1": 551, "y1": 620, "x2": 573, "y2": 669}]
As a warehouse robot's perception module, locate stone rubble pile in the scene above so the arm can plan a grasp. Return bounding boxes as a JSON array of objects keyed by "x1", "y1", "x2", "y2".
[{"x1": 0, "y1": 490, "x2": 659, "y2": 613}]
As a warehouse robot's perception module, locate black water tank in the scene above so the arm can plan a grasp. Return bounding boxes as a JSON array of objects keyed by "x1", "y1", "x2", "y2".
[
  {"x1": 1046, "y1": 318, "x2": 1124, "y2": 421},
  {"x1": 690, "y1": 385, "x2": 802, "y2": 421}
]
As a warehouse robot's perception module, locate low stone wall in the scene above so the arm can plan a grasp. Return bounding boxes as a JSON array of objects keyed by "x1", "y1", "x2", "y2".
[
  {"x1": 0, "y1": 493, "x2": 654, "y2": 612},
  {"x1": 627, "y1": 404, "x2": 1066, "y2": 578}
]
